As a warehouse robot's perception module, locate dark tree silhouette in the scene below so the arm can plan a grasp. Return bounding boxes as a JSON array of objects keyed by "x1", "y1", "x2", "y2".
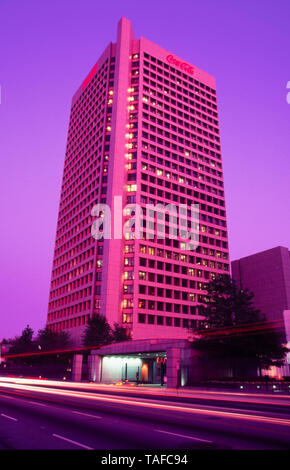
[
  {"x1": 111, "y1": 323, "x2": 131, "y2": 343},
  {"x1": 82, "y1": 314, "x2": 112, "y2": 347},
  {"x1": 36, "y1": 327, "x2": 71, "y2": 351},
  {"x1": 9, "y1": 325, "x2": 36, "y2": 355},
  {"x1": 193, "y1": 275, "x2": 288, "y2": 377}
]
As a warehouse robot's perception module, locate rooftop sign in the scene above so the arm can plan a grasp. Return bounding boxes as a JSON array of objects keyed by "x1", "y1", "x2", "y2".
[{"x1": 166, "y1": 54, "x2": 194, "y2": 76}]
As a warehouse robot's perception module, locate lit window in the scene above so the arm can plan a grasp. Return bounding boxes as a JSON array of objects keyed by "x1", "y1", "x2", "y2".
[
  {"x1": 127, "y1": 184, "x2": 137, "y2": 192},
  {"x1": 122, "y1": 313, "x2": 133, "y2": 323}
]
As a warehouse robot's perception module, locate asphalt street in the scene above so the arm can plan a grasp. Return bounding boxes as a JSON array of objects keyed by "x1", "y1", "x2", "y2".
[{"x1": 0, "y1": 378, "x2": 289, "y2": 450}]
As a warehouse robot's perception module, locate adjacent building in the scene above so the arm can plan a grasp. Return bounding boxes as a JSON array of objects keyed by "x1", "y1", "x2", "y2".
[
  {"x1": 46, "y1": 17, "x2": 230, "y2": 346},
  {"x1": 232, "y1": 246, "x2": 290, "y2": 336},
  {"x1": 232, "y1": 246, "x2": 290, "y2": 377}
]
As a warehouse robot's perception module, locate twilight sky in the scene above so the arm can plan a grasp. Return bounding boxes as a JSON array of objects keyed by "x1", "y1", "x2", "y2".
[{"x1": 0, "y1": 0, "x2": 289, "y2": 340}]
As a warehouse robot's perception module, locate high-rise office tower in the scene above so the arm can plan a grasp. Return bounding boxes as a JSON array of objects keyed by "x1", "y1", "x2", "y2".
[{"x1": 46, "y1": 17, "x2": 230, "y2": 345}]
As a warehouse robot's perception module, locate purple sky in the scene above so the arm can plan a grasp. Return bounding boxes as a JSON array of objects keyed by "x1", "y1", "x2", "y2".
[{"x1": 1, "y1": 0, "x2": 289, "y2": 340}]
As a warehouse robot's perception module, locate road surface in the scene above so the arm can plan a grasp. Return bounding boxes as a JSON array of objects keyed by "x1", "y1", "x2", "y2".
[{"x1": 0, "y1": 377, "x2": 289, "y2": 450}]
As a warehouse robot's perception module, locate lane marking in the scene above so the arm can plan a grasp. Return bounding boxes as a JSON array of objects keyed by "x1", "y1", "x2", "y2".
[
  {"x1": 1, "y1": 413, "x2": 18, "y2": 421},
  {"x1": 29, "y1": 401, "x2": 48, "y2": 407},
  {"x1": 72, "y1": 410, "x2": 102, "y2": 419},
  {"x1": 155, "y1": 429, "x2": 212, "y2": 443},
  {"x1": 52, "y1": 433, "x2": 93, "y2": 450}
]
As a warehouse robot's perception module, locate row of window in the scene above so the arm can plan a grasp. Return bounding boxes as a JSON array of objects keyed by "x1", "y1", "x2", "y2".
[
  {"x1": 143, "y1": 52, "x2": 216, "y2": 96},
  {"x1": 141, "y1": 122, "x2": 222, "y2": 172},
  {"x1": 138, "y1": 244, "x2": 228, "y2": 260},
  {"x1": 48, "y1": 315, "x2": 90, "y2": 331},
  {"x1": 137, "y1": 313, "x2": 200, "y2": 328},
  {"x1": 53, "y1": 236, "x2": 96, "y2": 267},
  {"x1": 49, "y1": 286, "x2": 92, "y2": 310},
  {"x1": 143, "y1": 80, "x2": 217, "y2": 109},
  {"x1": 138, "y1": 300, "x2": 197, "y2": 314},
  {"x1": 141, "y1": 78, "x2": 220, "y2": 150},
  {"x1": 48, "y1": 301, "x2": 91, "y2": 320},
  {"x1": 140, "y1": 173, "x2": 224, "y2": 200},
  {"x1": 142, "y1": 86, "x2": 217, "y2": 123},
  {"x1": 52, "y1": 258, "x2": 93, "y2": 281},
  {"x1": 50, "y1": 271, "x2": 93, "y2": 294}
]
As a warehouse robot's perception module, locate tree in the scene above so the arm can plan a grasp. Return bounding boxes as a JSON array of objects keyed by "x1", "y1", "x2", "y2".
[
  {"x1": 198, "y1": 275, "x2": 262, "y2": 328},
  {"x1": 111, "y1": 323, "x2": 131, "y2": 343},
  {"x1": 36, "y1": 327, "x2": 71, "y2": 351},
  {"x1": 82, "y1": 314, "x2": 112, "y2": 347},
  {"x1": 193, "y1": 275, "x2": 288, "y2": 378},
  {"x1": 9, "y1": 325, "x2": 36, "y2": 355}
]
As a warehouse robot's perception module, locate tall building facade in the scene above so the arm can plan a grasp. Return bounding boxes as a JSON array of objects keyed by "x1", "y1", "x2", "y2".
[{"x1": 46, "y1": 18, "x2": 230, "y2": 345}]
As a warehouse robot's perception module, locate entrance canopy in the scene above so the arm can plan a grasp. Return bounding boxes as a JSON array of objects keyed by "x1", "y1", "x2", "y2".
[{"x1": 89, "y1": 338, "x2": 192, "y2": 388}]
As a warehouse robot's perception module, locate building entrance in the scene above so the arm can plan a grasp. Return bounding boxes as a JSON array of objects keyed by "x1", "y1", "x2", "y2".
[{"x1": 101, "y1": 351, "x2": 166, "y2": 385}]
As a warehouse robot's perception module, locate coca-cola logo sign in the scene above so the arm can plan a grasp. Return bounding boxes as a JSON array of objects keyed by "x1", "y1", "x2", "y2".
[{"x1": 166, "y1": 54, "x2": 194, "y2": 75}]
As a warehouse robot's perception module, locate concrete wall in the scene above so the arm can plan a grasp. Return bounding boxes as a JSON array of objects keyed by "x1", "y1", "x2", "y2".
[{"x1": 72, "y1": 354, "x2": 83, "y2": 382}]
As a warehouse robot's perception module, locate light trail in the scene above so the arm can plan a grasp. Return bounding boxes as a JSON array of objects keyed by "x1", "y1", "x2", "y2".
[
  {"x1": 0, "y1": 379, "x2": 290, "y2": 428},
  {"x1": 0, "y1": 377, "x2": 289, "y2": 407}
]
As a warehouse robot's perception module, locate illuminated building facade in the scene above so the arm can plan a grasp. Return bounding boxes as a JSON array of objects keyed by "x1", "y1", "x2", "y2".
[{"x1": 46, "y1": 17, "x2": 230, "y2": 345}]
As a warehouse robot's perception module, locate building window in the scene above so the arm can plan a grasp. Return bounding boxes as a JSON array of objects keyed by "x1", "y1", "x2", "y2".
[{"x1": 138, "y1": 313, "x2": 146, "y2": 323}]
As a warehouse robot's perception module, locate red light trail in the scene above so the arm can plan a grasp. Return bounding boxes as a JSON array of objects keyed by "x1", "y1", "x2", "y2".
[{"x1": 0, "y1": 377, "x2": 289, "y2": 428}]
